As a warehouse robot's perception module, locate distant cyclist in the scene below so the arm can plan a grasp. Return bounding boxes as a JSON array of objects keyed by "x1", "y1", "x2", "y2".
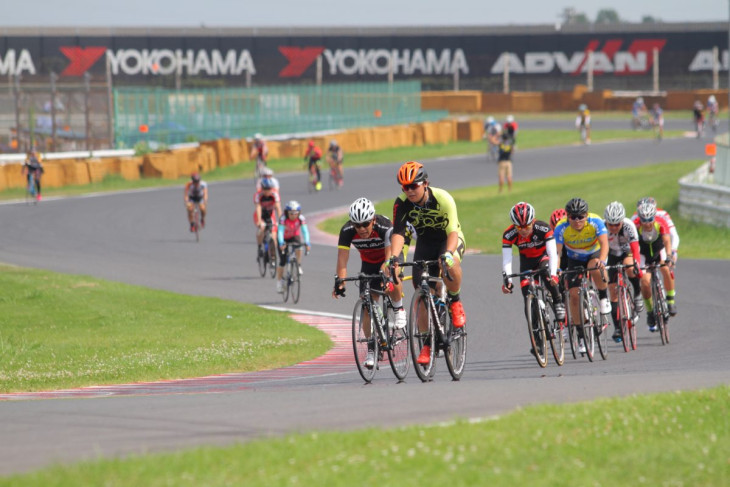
[
  {"x1": 693, "y1": 100, "x2": 705, "y2": 138},
  {"x1": 22, "y1": 150, "x2": 44, "y2": 201},
  {"x1": 327, "y1": 139, "x2": 344, "y2": 187},
  {"x1": 184, "y1": 172, "x2": 208, "y2": 231},
  {"x1": 250, "y1": 133, "x2": 268, "y2": 163},
  {"x1": 575, "y1": 104, "x2": 591, "y2": 144},
  {"x1": 255, "y1": 167, "x2": 280, "y2": 193},
  {"x1": 503, "y1": 114, "x2": 519, "y2": 139},
  {"x1": 632, "y1": 97, "x2": 648, "y2": 130},
  {"x1": 650, "y1": 103, "x2": 664, "y2": 140},
  {"x1": 254, "y1": 178, "x2": 282, "y2": 257},
  {"x1": 276, "y1": 201, "x2": 311, "y2": 294},
  {"x1": 707, "y1": 95, "x2": 719, "y2": 132},
  {"x1": 304, "y1": 140, "x2": 323, "y2": 191}
]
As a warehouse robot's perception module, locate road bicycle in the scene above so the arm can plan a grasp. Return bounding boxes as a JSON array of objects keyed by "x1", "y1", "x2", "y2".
[
  {"x1": 338, "y1": 272, "x2": 409, "y2": 383},
  {"x1": 631, "y1": 115, "x2": 652, "y2": 131},
  {"x1": 25, "y1": 171, "x2": 38, "y2": 205},
  {"x1": 562, "y1": 266, "x2": 610, "y2": 361},
  {"x1": 281, "y1": 242, "x2": 306, "y2": 304},
  {"x1": 708, "y1": 109, "x2": 719, "y2": 133},
  {"x1": 579, "y1": 123, "x2": 589, "y2": 144},
  {"x1": 327, "y1": 165, "x2": 343, "y2": 190},
  {"x1": 257, "y1": 223, "x2": 277, "y2": 278},
  {"x1": 306, "y1": 161, "x2": 322, "y2": 193},
  {"x1": 253, "y1": 156, "x2": 266, "y2": 187},
  {"x1": 644, "y1": 262, "x2": 671, "y2": 345},
  {"x1": 504, "y1": 269, "x2": 564, "y2": 368},
  {"x1": 606, "y1": 263, "x2": 639, "y2": 352},
  {"x1": 191, "y1": 202, "x2": 202, "y2": 242},
  {"x1": 400, "y1": 259, "x2": 467, "y2": 381}
]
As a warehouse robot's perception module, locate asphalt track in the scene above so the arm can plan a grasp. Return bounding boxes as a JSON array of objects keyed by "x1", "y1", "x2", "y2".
[{"x1": 1, "y1": 133, "x2": 728, "y2": 475}]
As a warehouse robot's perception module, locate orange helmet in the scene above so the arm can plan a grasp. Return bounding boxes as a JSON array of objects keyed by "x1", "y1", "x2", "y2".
[{"x1": 397, "y1": 161, "x2": 428, "y2": 185}]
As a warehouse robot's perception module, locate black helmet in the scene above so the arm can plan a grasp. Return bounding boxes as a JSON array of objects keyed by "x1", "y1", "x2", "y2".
[{"x1": 565, "y1": 197, "x2": 588, "y2": 216}]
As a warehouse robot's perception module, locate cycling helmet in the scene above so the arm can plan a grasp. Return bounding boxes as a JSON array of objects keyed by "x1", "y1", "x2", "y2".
[
  {"x1": 637, "y1": 97, "x2": 644, "y2": 104},
  {"x1": 397, "y1": 161, "x2": 428, "y2": 185},
  {"x1": 285, "y1": 200, "x2": 301, "y2": 213},
  {"x1": 191, "y1": 172, "x2": 201, "y2": 183},
  {"x1": 565, "y1": 197, "x2": 588, "y2": 216},
  {"x1": 349, "y1": 197, "x2": 375, "y2": 224},
  {"x1": 261, "y1": 167, "x2": 274, "y2": 177},
  {"x1": 603, "y1": 201, "x2": 626, "y2": 224},
  {"x1": 486, "y1": 116, "x2": 495, "y2": 124},
  {"x1": 509, "y1": 202, "x2": 535, "y2": 227},
  {"x1": 254, "y1": 133, "x2": 263, "y2": 141},
  {"x1": 260, "y1": 178, "x2": 274, "y2": 190},
  {"x1": 329, "y1": 139, "x2": 338, "y2": 149},
  {"x1": 709, "y1": 95, "x2": 716, "y2": 103},
  {"x1": 578, "y1": 104, "x2": 587, "y2": 111},
  {"x1": 636, "y1": 196, "x2": 656, "y2": 208},
  {"x1": 506, "y1": 114, "x2": 515, "y2": 123},
  {"x1": 637, "y1": 200, "x2": 657, "y2": 222},
  {"x1": 550, "y1": 208, "x2": 567, "y2": 228},
  {"x1": 307, "y1": 140, "x2": 314, "y2": 148}
]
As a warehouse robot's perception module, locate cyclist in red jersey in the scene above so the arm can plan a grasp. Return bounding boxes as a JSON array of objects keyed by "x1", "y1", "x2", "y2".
[
  {"x1": 503, "y1": 114, "x2": 519, "y2": 139},
  {"x1": 304, "y1": 140, "x2": 323, "y2": 191},
  {"x1": 501, "y1": 202, "x2": 565, "y2": 322},
  {"x1": 253, "y1": 178, "x2": 282, "y2": 257},
  {"x1": 276, "y1": 201, "x2": 311, "y2": 293},
  {"x1": 250, "y1": 133, "x2": 268, "y2": 162},
  {"x1": 184, "y1": 172, "x2": 208, "y2": 231}
]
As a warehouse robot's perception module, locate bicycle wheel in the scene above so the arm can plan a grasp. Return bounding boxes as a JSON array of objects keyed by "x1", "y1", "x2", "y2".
[
  {"x1": 282, "y1": 265, "x2": 290, "y2": 303},
  {"x1": 525, "y1": 296, "x2": 548, "y2": 368},
  {"x1": 543, "y1": 295, "x2": 564, "y2": 366},
  {"x1": 352, "y1": 300, "x2": 377, "y2": 383},
  {"x1": 385, "y1": 305, "x2": 410, "y2": 381},
  {"x1": 193, "y1": 207, "x2": 200, "y2": 243},
  {"x1": 267, "y1": 239, "x2": 278, "y2": 278},
  {"x1": 289, "y1": 260, "x2": 301, "y2": 304},
  {"x1": 579, "y1": 291, "x2": 595, "y2": 361},
  {"x1": 590, "y1": 290, "x2": 608, "y2": 360},
  {"x1": 409, "y1": 292, "x2": 435, "y2": 382},
  {"x1": 257, "y1": 251, "x2": 267, "y2": 277},
  {"x1": 443, "y1": 301, "x2": 467, "y2": 380},
  {"x1": 617, "y1": 285, "x2": 632, "y2": 353},
  {"x1": 653, "y1": 278, "x2": 669, "y2": 345}
]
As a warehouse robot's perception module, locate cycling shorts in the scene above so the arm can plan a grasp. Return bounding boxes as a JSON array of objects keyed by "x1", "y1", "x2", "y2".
[
  {"x1": 565, "y1": 250, "x2": 601, "y2": 289},
  {"x1": 411, "y1": 237, "x2": 465, "y2": 290}
]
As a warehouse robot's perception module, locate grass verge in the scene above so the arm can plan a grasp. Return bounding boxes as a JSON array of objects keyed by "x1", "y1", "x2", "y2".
[
  {"x1": 3, "y1": 385, "x2": 727, "y2": 485},
  {"x1": 0, "y1": 264, "x2": 331, "y2": 393},
  {"x1": 319, "y1": 159, "x2": 729, "y2": 260}
]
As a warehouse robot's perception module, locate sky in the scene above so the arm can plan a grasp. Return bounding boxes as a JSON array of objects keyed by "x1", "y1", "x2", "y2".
[{"x1": 0, "y1": 0, "x2": 727, "y2": 27}]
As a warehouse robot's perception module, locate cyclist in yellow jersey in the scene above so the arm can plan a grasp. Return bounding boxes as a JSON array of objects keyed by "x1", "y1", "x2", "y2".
[
  {"x1": 553, "y1": 198, "x2": 611, "y2": 343},
  {"x1": 576, "y1": 104, "x2": 591, "y2": 144}
]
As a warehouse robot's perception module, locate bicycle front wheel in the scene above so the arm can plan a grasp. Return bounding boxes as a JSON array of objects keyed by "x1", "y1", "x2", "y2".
[
  {"x1": 579, "y1": 291, "x2": 595, "y2": 361},
  {"x1": 267, "y1": 238, "x2": 278, "y2": 278},
  {"x1": 409, "y1": 292, "x2": 435, "y2": 382},
  {"x1": 289, "y1": 260, "x2": 301, "y2": 304},
  {"x1": 653, "y1": 278, "x2": 670, "y2": 345},
  {"x1": 590, "y1": 290, "x2": 609, "y2": 361},
  {"x1": 617, "y1": 285, "x2": 632, "y2": 353},
  {"x1": 526, "y1": 296, "x2": 548, "y2": 368},
  {"x1": 257, "y1": 247, "x2": 267, "y2": 277},
  {"x1": 282, "y1": 268, "x2": 290, "y2": 303},
  {"x1": 544, "y1": 295, "x2": 564, "y2": 366},
  {"x1": 385, "y1": 305, "x2": 410, "y2": 381},
  {"x1": 443, "y1": 302, "x2": 467, "y2": 380},
  {"x1": 352, "y1": 300, "x2": 377, "y2": 383}
]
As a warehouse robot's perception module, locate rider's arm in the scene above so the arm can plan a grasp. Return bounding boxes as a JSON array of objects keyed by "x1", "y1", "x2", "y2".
[
  {"x1": 335, "y1": 248, "x2": 349, "y2": 280},
  {"x1": 301, "y1": 221, "x2": 311, "y2": 247},
  {"x1": 277, "y1": 222, "x2": 285, "y2": 247},
  {"x1": 390, "y1": 232, "x2": 405, "y2": 263},
  {"x1": 203, "y1": 185, "x2": 208, "y2": 204},
  {"x1": 597, "y1": 233, "x2": 609, "y2": 263},
  {"x1": 546, "y1": 239, "x2": 558, "y2": 276},
  {"x1": 183, "y1": 183, "x2": 190, "y2": 203},
  {"x1": 501, "y1": 246, "x2": 513, "y2": 282},
  {"x1": 254, "y1": 203, "x2": 263, "y2": 224}
]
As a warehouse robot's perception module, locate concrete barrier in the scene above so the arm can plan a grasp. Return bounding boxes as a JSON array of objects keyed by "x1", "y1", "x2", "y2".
[{"x1": 679, "y1": 161, "x2": 730, "y2": 227}]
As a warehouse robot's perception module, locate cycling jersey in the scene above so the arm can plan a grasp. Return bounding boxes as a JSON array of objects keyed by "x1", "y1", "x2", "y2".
[
  {"x1": 253, "y1": 190, "x2": 280, "y2": 223},
  {"x1": 484, "y1": 122, "x2": 502, "y2": 137},
  {"x1": 633, "y1": 216, "x2": 670, "y2": 261},
  {"x1": 328, "y1": 146, "x2": 343, "y2": 164},
  {"x1": 554, "y1": 213, "x2": 607, "y2": 262},
  {"x1": 606, "y1": 217, "x2": 640, "y2": 257},
  {"x1": 392, "y1": 186, "x2": 464, "y2": 248},
  {"x1": 185, "y1": 181, "x2": 207, "y2": 202},
  {"x1": 632, "y1": 101, "x2": 646, "y2": 117},
  {"x1": 576, "y1": 110, "x2": 591, "y2": 127},
  {"x1": 630, "y1": 209, "x2": 678, "y2": 251},
  {"x1": 338, "y1": 214, "x2": 394, "y2": 265},
  {"x1": 501, "y1": 220, "x2": 558, "y2": 277},
  {"x1": 504, "y1": 121, "x2": 519, "y2": 137},
  {"x1": 707, "y1": 101, "x2": 719, "y2": 114},
  {"x1": 253, "y1": 141, "x2": 268, "y2": 161},
  {"x1": 278, "y1": 214, "x2": 310, "y2": 246}
]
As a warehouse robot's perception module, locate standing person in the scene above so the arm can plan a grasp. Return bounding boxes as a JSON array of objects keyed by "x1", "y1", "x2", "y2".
[
  {"x1": 497, "y1": 132, "x2": 515, "y2": 193},
  {"x1": 576, "y1": 104, "x2": 591, "y2": 144},
  {"x1": 276, "y1": 201, "x2": 311, "y2": 293},
  {"x1": 483, "y1": 116, "x2": 502, "y2": 161},
  {"x1": 184, "y1": 172, "x2": 208, "y2": 232},
  {"x1": 253, "y1": 178, "x2": 282, "y2": 257},
  {"x1": 22, "y1": 150, "x2": 44, "y2": 201},
  {"x1": 304, "y1": 140, "x2": 323, "y2": 191},
  {"x1": 333, "y1": 198, "x2": 408, "y2": 368},
  {"x1": 389, "y1": 161, "x2": 466, "y2": 365},
  {"x1": 327, "y1": 139, "x2": 344, "y2": 187}
]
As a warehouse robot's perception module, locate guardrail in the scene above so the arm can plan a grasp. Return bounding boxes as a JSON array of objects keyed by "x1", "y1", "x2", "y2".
[{"x1": 679, "y1": 161, "x2": 730, "y2": 226}]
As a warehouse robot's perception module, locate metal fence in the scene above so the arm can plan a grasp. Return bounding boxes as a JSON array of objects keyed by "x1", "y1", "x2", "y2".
[{"x1": 113, "y1": 81, "x2": 448, "y2": 148}]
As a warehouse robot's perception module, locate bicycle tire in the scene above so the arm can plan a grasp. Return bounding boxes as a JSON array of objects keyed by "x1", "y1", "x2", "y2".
[
  {"x1": 352, "y1": 300, "x2": 377, "y2": 383},
  {"x1": 579, "y1": 291, "x2": 595, "y2": 361},
  {"x1": 526, "y1": 296, "x2": 548, "y2": 368},
  {"x1": 590, "y1": 289, "x2": 609, "y2": 360},
  {"x1": 290, "y1": 260, "x2": 301, "y2": 304},
  {"x1": 652, "y1": 277, "x2": 670, "y2": 345},
  {"x1": 385, "y1": 305, "x2": 410, "y2": 381},
  {"x1": 443, "y1": 301, "x2": 467, "y2": 380},
  {"x1": 617, "y1": 285, "x2": 631, "y2": 353},
  {"x1": 543, "y1": 294, "x2": 564, "y2": 366},
  {"x1": 282, "y1": 267, "x2": 290, "y2": 303},
  {"x1": 409, "y1": 292, "x2": 435, "y2": 382},
  {"x1": 267, "y1": 238, "x2": 277, "y2": 279},
  {"x1": 193, "y1": 206, "x2": 200, "y2": 243},
  {"x1": 257, "y1": 252, "x2": 267, "y2": 277}
]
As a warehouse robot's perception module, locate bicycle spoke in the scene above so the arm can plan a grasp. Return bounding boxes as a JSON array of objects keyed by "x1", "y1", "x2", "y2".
[{"x1": 409, "y1": 292, "x2": 434, "y2": 382}]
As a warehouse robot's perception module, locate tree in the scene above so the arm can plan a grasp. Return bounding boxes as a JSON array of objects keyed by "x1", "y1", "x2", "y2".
[
  {"x1": 641, "y1": 15, "x2": 662, "y2": 23},
  {"x1": 595, "y1": 8, "x2": 621, "y2": 24},
  {"x1": 559, "y1": 7, "x2": 590, "y2": 25}
]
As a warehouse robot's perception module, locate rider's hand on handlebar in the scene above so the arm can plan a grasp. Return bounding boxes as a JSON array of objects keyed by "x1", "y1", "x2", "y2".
[
  {"x1": 441, "y1": 251, "x2": 455, "y2": 268},
  {"x1": 333, "y1": 277, "x2": 346, "y2": 298},
  {"x1": 501, "y1": 283, "x2": 513, "y2": 294}
]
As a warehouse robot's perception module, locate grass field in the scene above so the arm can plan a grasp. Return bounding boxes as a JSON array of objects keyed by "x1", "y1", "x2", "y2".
[{"x1": 3, "y1": 385, "x2": 727, "y2": 486}]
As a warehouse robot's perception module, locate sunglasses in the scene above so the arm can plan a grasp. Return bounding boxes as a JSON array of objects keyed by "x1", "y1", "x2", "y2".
[
  {"x1": 353, "y1": 220, "x2": 372, "y2": 229},
  {"x1": 640, "y1": 217, "x2": 655, "y2": 223},
  {"x1": 516, "y1": 223, "x2": 532, "y2": 230},
  {"x1": 402, "y1": 182, "x2": 423, "y2": 191},
  {"x1": 569, "y1": 214, "x2": 587, "y2": 221}
]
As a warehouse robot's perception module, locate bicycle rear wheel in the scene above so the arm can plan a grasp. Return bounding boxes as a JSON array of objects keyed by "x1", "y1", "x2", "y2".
[
  {"x1": 526, "y1": 296, "x2": 548, "y2": 368},
  {"x1": 267, "y1": 238, "x2": 278, "y2": 278},
  {"x1": 580, "y1": 291, "x2": 595, "y2": 361},
  {"x1": 544, "y1": 295, "x2": 564, "y2": 366},
  {"x1": 352, "y1": 300, "x2": 377, "y2": 383},
  {"x1": 409, "y1": 292, "x2": 435, "y2": 382},
  {"x1": 385, "y1": 305, "x2": 410, "y2": 381},
  {"x1": 443, "y1": 302, "x2": 467, "y2": 380},
  {"x1": 290, "y1": 260, "x2": 301, "y2": 304},
  {"x1": 193, "y1": 207, "x2": 200, "y2": 243},
  {"x1": 617, "y1": 285, "x2": 632, "y2": 353},
  {"x1": 282, "y1": 267, "x2": 290, "y2": 303}
]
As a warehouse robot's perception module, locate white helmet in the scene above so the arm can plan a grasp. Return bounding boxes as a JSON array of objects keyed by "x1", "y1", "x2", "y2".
[
  {"x1": 637, "y1": 201, "x2": 657, "y2": 222},
  {"x1": 349, "y1": 197, "x2": 375, "y2": 224},
  {"x1": 709, "y1": 95, "x2": 716, "y2": 103},
  {"x1": 486, "y1": 116, "x2": 495, "y2": 124},
  {"x1": 261, "y1": 167, "x2": 274, "y2": 177},
  {"x1": 506, "y1": 114, "x2": 515, "y2": 123},
  {"x1": 637, "y1": 97, "x2": 644, "y2": 104},
  {"x1": 254, "y1": 133, "x2": 263, "y2": 141},
  {"x1": 603, "y1": 201, "x2": 626, "y2": 225}
]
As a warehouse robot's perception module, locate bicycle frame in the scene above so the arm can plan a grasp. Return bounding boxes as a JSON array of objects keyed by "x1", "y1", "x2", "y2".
[
  {"x1": 644, "y1": 262, "x2": 670, "y2": 345},
  {"x1": 606, "y1": 263, "x2": 638, "y2": 351},
  {"x1": 561, "y1": 266, "x2": 603, "y2": 361}
]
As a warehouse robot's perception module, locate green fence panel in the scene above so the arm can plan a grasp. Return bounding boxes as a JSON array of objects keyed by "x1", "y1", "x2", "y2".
[{"x1": 112, "y1": 81, "x2": 447, "y2": 148}]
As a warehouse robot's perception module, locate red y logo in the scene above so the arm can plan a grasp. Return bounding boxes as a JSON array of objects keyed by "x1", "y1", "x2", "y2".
[
  {"x1": 60, "y1": 46, "x2": 107, "y2": 76},
  {"x1": 278, "y1": 46, "x2": 325, "y2": 77}
]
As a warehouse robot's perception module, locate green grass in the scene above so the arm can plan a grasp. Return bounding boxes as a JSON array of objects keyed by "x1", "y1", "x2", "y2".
[
  {"x1": 3, "y1": 385, "x2": 727, "y2": 486},
  {"x1": 319, "y1": 160, "x2": 730, "y2": 260},
  {"x1": 0, "y1": 128, "x2": 682, "y2": 201},
  {"x1": 0, "y1": 264, "x2": 331, "y2": 393}
]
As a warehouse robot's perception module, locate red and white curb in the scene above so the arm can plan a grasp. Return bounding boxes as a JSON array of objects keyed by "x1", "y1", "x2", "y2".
[{"x1": 0, "y1": 309, "x2": 354, "y2": 401}]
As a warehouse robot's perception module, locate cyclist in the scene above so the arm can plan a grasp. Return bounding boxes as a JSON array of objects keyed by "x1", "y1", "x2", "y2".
[
  {"x1": 575, "y1": 103, "x2": 591, "y2": 144},
  {"x1": 603, "y1": 201, "x2": 643, "y2": 342},
  {"x1": 650, "y1": 103, "x2": 664, "y2": 140},
  {"x1": 254, "y1": 178, "x2": 282, "y2": 257},
  {"x1": 255, "y1": 167, "x2": 280, "y2": 193},
  {"x1": 276, "y1": 200, "x2": 311, "y2": 294},
  {"x1": 497, "y1": 131, "x2": 515, "y2": 194},
  {"x1": 501, "y1": 202, "x2": 566, "y2": 324},
  {"x1": 333, "y1": 198, "x2": 408, "y2": 368},
  {"x1": 631, "y1": 197, "x2": 679, "y2": 265},
  {"x1": 327, "y1": 139, "x2": 344, "y2": 187},
  {"x1": 389, "y1": 161, "x2": 466, "y2": 365},
  {"x1": 549, "y1": 207, "x2": 568, "y2": 270},
  {"x1": 184, "y1": 172, "x2": 208, "y2": 231},
  {"x1": 304, "y1": 140, "x2": 323, "y2": 191},
  {"x1": 554, "y1": 198, "x2": 611, "y2": 348},
  {"x1": 632, "y1": 97, "x2": 647, "y2": 129},
  {"x1": 483, "y1": 116, "x2": 502, "y2": 161},
  {"x1": 250, "y1": 133, "x2": 268, "y2": 163},
  {"x1": 503, "y1": 114, "x2": 519, "y2": 139},
  {"x1": 707, "y1": 95, "x2": 719, "y2": 132},
  {"x1": 693, "y1": 100, "x2": 705, "y2": 138},
  {"x1": 632, "y1": 200, "x2": 676, "y2": 329},
  {"x1": 22, "y1": 149, "x2": 44, "y2": 201}
]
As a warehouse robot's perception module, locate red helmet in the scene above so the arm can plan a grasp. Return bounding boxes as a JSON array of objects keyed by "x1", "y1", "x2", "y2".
[
  {"x1": 191, "y1": 172, "x2": 201, "y2": 183},
  {"x1": 550, "y1": 208, "x2": 567, "y2": 228},
  {"x1": 307, "y1": 140, "x2": 314, "y2": 148},
  {"x1": 397, "y1": 161, "x2": 428, "y2": 185},
  {"x1": 510, "y1": 202, "x2": 535, "y2": 227}
]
